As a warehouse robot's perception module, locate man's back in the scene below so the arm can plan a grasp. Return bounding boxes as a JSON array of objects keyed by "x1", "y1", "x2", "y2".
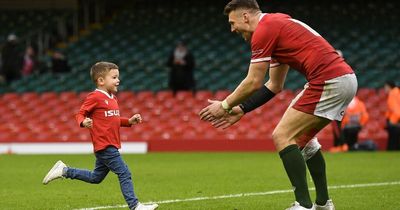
[{"x1": 251, "y1": 13, "x2": 353, "y2": 81}]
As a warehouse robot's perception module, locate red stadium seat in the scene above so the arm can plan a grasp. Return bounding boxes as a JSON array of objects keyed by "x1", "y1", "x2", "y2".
[
  {"x1": 0, "y1": 86, "x2": 389, "y2": 149},
  {"x1": 15, "y1": 132, "x2": 34, "y2": 142},
  {"x1": 0, "y1": 132, "x2": 13, "y2": 142},
  {"x1": 59, "y1": 92, "x2": 77, "y2": 102},
  {"x1": 117, "y1": 91, "x2": 135, "y2": 101},
  {"x1": 40, "y1": 92, "x2": 58, "y2": 101},
  {"x1": 136, "y1": 91, "x2": 154, "y2": 102},
  {"x1": 214, "y1": 90, "x2": 231, "y2": 100},
  {"x1": 155, "y1": 90, "x2": 173, "y2": 101},
  {"x1": 175, "y1": 91, "x2": 194, "y2": 101},
  {"x1": 2, "y1": 93, "x2": 19, "y2": 101},
  {"x1": 21, "y1": 92, "x2": 39, "y2": 102},
  {"x1": 78, "y1": 92, "x2": 91, "y2": 101},
  {"x1": 194, "y1": 90, "x2": 213, "y2": 102}
]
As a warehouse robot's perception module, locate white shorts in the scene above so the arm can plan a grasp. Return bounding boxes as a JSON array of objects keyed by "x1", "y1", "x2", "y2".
[{"x1": 291, "y1": 73, "x2": 358, "y2": 121}]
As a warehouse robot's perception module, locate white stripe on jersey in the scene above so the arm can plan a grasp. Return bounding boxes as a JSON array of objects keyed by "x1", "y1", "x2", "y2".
[
  {"x1": 270, "y1": 62, "x2": 281, "y2": 68},
  {"x1": 250, "y1": 57, "x2": 271, "y2": 63}
]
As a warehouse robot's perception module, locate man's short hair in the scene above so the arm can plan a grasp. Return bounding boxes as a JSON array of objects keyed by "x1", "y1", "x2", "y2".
[
  {"x1": 224, "y1": 0, "x2": 260, "y2": 15},
  {"x1": 90, "y1": 61, "x2": 119, "y2": 84}
]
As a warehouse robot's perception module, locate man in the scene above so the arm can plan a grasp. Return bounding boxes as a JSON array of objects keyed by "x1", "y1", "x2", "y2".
[
  {"x1": 0, "y1": 34, "x2": 23, "y2": 83},
  {"x1": 166, "y1": 41, "x2": 196, "y2": 95},
  {"x1": 339, "y1": 96, "x2": 369, "y2": 151},
  {"x1": 384, "y1": 81, "x2": 400, "y2": 150},
  {"x1": 199, "y1": 0, "x2": 357, "y2": 209}
]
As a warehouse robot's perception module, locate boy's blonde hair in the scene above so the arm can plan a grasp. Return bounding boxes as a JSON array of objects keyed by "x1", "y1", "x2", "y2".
[{"x1": 90, "y1": 62, "x2": 119, "y2": 85}]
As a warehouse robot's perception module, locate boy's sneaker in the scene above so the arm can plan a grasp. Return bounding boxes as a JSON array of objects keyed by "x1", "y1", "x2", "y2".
[
  {"x1": 133, "y1": 203, "x2": 159, "y2": 210},
  {"x1": 315, "y1": 200, "x2": 335, "y2": 210},
  {"x1": 286, "y1": 201, "x2": 315, "y2": 210},
  {"x1": 42, "y1": 160, "x2": 67, "y2": 185}
]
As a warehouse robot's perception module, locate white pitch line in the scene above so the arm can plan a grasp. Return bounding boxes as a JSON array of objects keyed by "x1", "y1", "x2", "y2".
[{"x1": 74, "y1": 181, "x2": 400, "y2": 210}]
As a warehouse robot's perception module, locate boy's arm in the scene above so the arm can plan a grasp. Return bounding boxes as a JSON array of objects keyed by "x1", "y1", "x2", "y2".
[
  {"x1": 120, "y1": 117, "x2": 132, "y2": 127},
  {"x1": 75, "y1": 94, "x2": 97, "y2": 127},
  {"x1": 121, "y1": 114, "x2": 142, "y2": 127}
]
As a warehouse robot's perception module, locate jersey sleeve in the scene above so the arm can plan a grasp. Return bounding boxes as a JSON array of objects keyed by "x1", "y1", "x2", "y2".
[
  {"x1": 120, "y1": 117, "x2": 132, "y2": 127},
  {"x1": 250, "y1": 21, "x2": 280, "y2": 64},
  {"x1": 75, "y1": 93, "x2": 98, "y2": 127}
]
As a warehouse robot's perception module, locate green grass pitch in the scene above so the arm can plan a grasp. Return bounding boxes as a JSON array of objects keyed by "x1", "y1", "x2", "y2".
[{"x1": 1, "y1": 152, "x2": 399, "y2": 209}]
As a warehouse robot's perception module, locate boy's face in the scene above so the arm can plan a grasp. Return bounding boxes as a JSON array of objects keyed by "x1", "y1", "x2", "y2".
[{"x1": 98, "y1": 69, "x2": 120, "y2": 93}]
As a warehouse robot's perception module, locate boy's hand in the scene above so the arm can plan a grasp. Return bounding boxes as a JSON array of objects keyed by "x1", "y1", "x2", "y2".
[
  {"x1": 129, "y1": 114, "x2": 142, "y2": 125},
  {"x1": 82, "y1": 117, "x2": 93, "y2": 128}
]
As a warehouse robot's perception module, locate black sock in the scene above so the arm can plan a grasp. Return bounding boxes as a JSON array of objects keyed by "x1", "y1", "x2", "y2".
[
  {"x1": 279, "y1": 144, "x2": 313, "y2": 208},
  {"x1": 306, "y1": 149, "x2": 329, "y2": 205}
]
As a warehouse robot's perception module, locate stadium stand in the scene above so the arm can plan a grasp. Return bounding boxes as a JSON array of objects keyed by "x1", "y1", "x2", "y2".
[
  {"x1": 0, "y1": 0, "x2": 398, "y2": 151},
  {"x1": 0, "y1": 89, "x2": 389, "y2": 150},
  {"x1": 0, "y1": 10, "x2": 72, "y2": 43},
  {"x1": 1, "y1": 0, "x2": 399, "y2": 93}
]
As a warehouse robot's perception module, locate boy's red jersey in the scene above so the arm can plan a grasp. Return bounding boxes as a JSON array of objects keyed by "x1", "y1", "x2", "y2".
[{"x1": 76, "y1": 89, "x2": 131, "y2": 152}]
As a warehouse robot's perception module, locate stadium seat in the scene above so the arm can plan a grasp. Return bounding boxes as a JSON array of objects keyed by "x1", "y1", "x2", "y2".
[
  {"x1": 194, "y1": 90, "x2": 213, "y2": 101},
  {"x1": 214, "y1": 90, "x2": 231, "y2": 100},
  {"x1": 155, "y1": 90, "x2": 173, "y2": 101},
  {"x1": 1, "y1": 0, "x2": 398, "y2": 147}
]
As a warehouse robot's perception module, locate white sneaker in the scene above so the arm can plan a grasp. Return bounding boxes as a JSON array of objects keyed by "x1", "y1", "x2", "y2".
[
  {"x1": 42, "y1": 160, "x2": 67, "y2": 185},
  {"x1": 286, "y1": 201, "x2": 315, "y2": 210},
  {"x1": 133, "y1": 203, "x2": 158, "y2": 210},
  {"x1": 315, "y1": 199, "x2": 335, "y2": 210}
]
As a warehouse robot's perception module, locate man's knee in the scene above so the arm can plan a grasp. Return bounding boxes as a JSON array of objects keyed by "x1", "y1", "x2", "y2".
[{"x1": 272, "y1": 130, "x2": 294, "y2": 150}]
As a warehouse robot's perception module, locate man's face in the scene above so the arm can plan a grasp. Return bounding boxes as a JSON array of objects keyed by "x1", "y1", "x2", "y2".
[{"x1": 228, "y1": 10, "x2": 252, "y2": 42}]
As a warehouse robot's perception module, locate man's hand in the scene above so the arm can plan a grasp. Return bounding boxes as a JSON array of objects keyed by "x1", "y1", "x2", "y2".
[
  {"x1": 199, "y1": 99, "x2": 227, "y2": 121},
  {"x1": 129, "y1": 114, "x2": 142, "y2": 125},
  {"x1": 82, "y1": 117, "x2": 93, "y2": 128},
  {"x1": 211, "y1": 106, "x2": 245, "y2": 129}
]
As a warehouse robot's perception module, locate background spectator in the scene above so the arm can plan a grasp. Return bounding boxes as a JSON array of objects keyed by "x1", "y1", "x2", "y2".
[
  {"x1": 384, "y1": 81, "x2": 400, "y2": 150},
  {"x1": 21, "y1": 45, "x2": 38, "y2": 77},
  {"x1": 0, "y1": 34, "x2": 23, "y2": 84},
  {"x1": 341, "y1": 96, "x2": 369, "y2": 150},
  {"x1": 331, "y1": 96, "x2": 369, "y2": 152},
  {"x1": 51, "y1": 50, "x2": 71, "y2": 73},
  {"x1": 166, "y1": 40, "x2": 195, "y2": 95}
]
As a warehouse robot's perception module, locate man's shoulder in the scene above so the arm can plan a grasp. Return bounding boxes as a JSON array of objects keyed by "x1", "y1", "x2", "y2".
[
  {"x1": 255, "y1": 13, "x2": 291, "y2": 34},
  {"x1": 262, "y1": 13, "x2": 292, "y2": 24}
]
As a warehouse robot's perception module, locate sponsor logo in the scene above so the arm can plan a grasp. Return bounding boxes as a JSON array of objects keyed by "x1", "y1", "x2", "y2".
[
  {"x1": 104, "y1": 100, "x2": 109, "y2": 105},
  {"x1": 104, "y1": 110, "x2": 120, "y2": 117}
]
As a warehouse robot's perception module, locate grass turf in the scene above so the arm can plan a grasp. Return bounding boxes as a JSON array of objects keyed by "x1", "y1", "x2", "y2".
[{"x1": 0, "y1": 152, "x2": 399, "y2": 209}]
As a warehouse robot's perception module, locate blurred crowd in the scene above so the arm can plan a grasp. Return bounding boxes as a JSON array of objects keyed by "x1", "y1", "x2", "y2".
[{"x1": 0, "y1": 33, "x2": 70, "y2": 86}]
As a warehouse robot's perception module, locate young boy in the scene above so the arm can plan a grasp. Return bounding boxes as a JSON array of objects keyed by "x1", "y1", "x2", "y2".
[{"x1": 42, "y1": 62, "x2": 158, "y2": 210}]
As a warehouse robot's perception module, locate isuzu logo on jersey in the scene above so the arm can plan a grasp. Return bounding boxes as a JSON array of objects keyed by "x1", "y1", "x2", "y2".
[{"x1": 105, "y1": 110, "x2": 120, "y2": 117}]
